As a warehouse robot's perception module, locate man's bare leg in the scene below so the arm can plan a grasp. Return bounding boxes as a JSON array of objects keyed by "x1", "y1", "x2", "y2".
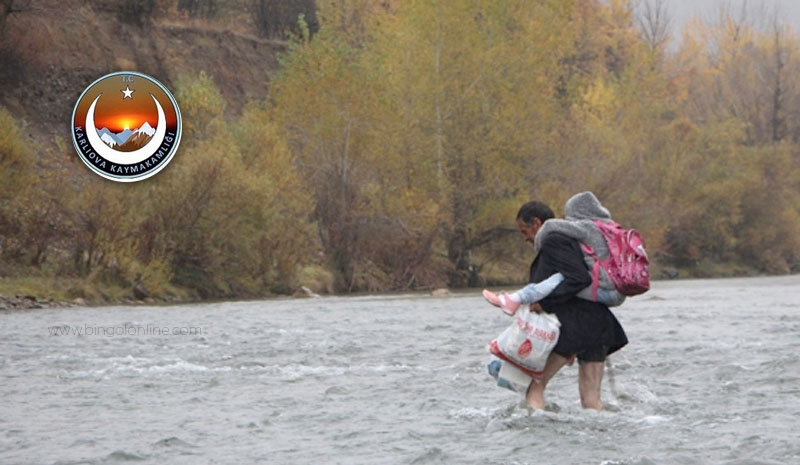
[
  {"x1": 578, "y1": 361, "x2": 604, "y2": 410},
  {"x1": 525, "y1": 352, "x2": 569, "y2": 410}
]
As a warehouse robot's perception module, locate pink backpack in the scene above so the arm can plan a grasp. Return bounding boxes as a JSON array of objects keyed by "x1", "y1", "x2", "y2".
[{"x1": 580, "y1": 220, "x2": 650, "y2": 300}]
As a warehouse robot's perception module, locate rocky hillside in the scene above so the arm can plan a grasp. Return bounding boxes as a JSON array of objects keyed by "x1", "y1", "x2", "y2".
[{"x1": 0, "y1": 0, "x2": 302, "y2": 144}]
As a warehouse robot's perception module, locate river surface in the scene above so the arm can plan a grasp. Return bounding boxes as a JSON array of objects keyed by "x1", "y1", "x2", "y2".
[{"x1": 2, "y1": 276, "x2": 799, "y2": 465}]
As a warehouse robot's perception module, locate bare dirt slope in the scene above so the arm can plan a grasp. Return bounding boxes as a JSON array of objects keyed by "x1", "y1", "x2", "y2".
[{"x1": 0, "y1": 1, "x2": 287, "y2": 142}]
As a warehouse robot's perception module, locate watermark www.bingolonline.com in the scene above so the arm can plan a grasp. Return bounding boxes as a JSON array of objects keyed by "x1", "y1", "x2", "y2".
[{"x1": 47, "y1": 324, "x2": 203, "y2": 337}]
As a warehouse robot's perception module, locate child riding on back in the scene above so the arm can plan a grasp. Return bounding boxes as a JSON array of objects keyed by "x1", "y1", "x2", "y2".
[{"x1": 483, "y1": 192, "x2": 626, "y2": 315}]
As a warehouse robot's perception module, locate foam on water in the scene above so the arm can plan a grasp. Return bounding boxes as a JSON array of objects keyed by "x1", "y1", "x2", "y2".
[{"x1": 2, "y1": 275, "x2": 800, "y2": 464}]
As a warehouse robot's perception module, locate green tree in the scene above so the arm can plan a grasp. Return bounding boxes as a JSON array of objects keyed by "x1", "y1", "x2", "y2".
[
  {"x1": 0, "y1": 106, "x2": 34, "y2": 268},
  {"x1": 131, "y1": 71, "x2": 317, "y2": 296}
]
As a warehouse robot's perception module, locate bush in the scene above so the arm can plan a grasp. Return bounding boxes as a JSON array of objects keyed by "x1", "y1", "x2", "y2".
[{"x1": 0, "y1": 106, "x2": 35, "y2": 268}]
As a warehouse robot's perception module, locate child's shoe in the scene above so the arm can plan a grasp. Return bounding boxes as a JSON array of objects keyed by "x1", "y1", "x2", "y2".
[{"x1": 482, "y1": 289, "x2": 520, "y2": 316}]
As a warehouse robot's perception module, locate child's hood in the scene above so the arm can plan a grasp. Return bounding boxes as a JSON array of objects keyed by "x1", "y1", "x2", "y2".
[{"x1": 564, "y1": 191, "x2": 611, "y2": 221}]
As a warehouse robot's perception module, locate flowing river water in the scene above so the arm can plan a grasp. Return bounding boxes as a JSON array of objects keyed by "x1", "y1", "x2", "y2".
[{"x1": 2, "y1": 275, "x2": 799, "y2": 465}]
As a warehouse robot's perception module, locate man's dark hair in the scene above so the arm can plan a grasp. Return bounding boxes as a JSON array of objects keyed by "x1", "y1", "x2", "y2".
[{"x1": 516, "y1": 201, "x2": 554, "y2": 225}]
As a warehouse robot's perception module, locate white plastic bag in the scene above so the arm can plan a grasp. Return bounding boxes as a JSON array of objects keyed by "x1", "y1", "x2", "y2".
[
  {"x1": 487, "y1": 355, "x2": 533, "y2": 393},
  {"x1": 489, "y1": 307, "x2": 560, "y2": 377}
]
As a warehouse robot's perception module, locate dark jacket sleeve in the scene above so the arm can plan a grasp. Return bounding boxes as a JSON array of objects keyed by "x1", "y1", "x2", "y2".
[{"x1": 537, "y1": 233, "x2": 593, "y2": 306}]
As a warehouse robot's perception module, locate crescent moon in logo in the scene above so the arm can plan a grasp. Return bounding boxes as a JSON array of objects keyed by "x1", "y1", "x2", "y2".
[{"x1": 85, "y1": 93, "x2": 167, "y2": 165}]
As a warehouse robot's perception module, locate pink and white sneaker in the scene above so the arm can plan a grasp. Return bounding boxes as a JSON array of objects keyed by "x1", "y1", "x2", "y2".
[{"x1": 482, "y1": 289, "x2": 520, "y2": 316}]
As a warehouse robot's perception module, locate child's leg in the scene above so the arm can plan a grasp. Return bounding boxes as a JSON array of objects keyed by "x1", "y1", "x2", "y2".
[
  {"x1": 482, "y1": 273, "x2": 564, "y2": 316},
  {"x1": 575, "y1": 286, "x2": 626, "y2": 307},
  {"x1": 513, "y1": 272, "x2": 564, "y2": 304},
  {"x1": 596, "y1": 288, "x2": 626, "y2": 307}
]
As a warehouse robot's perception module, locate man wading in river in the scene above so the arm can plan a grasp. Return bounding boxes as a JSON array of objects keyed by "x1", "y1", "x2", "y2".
[{"x1": 516, "y1": 200, "x2": 628, "y2": 410}]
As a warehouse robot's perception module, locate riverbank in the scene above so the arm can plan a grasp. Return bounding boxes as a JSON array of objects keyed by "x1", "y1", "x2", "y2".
[
  {"x1": 0, "y1": 291, "x2": 189, "y2": 310},
  {"x1": 0, "y1": 259, "x2": 790, "y2": 310},
  {"x1": 0, "y1": 274, "x2": 334, "y2": 309},
  {"x1": 0, "y1": 277, "x2": 191, "y2": 310}
]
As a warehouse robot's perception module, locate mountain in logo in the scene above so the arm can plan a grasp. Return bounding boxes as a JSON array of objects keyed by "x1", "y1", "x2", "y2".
[
  {"x1": 119, "y1": 122, "x2": 156, "y2": 151},
  {"x1": 116, "y1": 128, "x2": 134, "y2": 145},
  {"x1": 96, "y1": 122, "x2": 155, "y2": 151},
  {"x1": 96, "y1": 127, "x2": 119, "y2": 147}
]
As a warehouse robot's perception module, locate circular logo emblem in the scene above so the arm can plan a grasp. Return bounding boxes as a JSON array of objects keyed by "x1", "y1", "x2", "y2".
[{"x1": 71, "y1": 71, "x2": 181, "y2": 182}]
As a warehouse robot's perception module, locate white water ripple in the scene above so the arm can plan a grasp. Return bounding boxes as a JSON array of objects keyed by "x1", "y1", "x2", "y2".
[{"x1": 2, "y1": 275, "x2": 800, "y2": 464}]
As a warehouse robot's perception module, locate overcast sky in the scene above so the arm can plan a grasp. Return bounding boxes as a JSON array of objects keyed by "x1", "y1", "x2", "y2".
[{"x1": 663, "y1": 0, "x2": 800, "y2": 39}]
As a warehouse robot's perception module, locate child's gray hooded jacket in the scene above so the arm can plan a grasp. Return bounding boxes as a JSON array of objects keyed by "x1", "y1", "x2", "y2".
[{"x1": 533, "y1": 191, "x2": 625, "y2": 305}]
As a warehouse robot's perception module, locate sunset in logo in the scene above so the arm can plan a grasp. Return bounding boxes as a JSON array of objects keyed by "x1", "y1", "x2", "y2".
[
  {"x1": 92, "y1": 97, "x2": 158, "y2": 133},
  {"x1": 106, "y1": 115, "x2": 152, "y2": 133}
]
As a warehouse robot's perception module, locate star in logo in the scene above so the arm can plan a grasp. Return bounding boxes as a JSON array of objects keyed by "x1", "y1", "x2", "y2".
[{"x1": 121, "y1": 86, "x2": 134, "y2": 99}]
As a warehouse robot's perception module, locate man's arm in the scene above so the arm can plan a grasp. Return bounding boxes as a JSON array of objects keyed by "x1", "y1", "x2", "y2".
[{"x1": 537, "y1": 233, "x2": 592, "y2": 306}]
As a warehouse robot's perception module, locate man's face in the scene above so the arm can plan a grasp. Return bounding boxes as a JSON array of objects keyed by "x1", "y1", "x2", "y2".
[{"x1": 517, "y1": 217, "x2": 541, "y2": 245}]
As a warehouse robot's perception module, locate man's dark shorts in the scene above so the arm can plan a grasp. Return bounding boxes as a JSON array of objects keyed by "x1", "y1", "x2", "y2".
[
  {"x1": 576, "y1": 345, "x2": 609, "y2": 364},
  {"x1": 554, "y1": 346, "x2": 609, "y2": 364}
]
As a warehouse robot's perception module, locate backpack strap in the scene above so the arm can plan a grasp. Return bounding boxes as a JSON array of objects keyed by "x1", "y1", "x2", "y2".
[{"x1": 580, "y1": 243, "x2": 600, "y2": 301}]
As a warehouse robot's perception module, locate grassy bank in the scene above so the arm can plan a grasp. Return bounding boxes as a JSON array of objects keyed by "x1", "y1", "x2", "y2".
[
  {"x1": 0, "y1": 276, "x2": 191, "y2": 306},
  {"x1": 0, "y1": 260, "x2": 786, "y2": 309}
]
